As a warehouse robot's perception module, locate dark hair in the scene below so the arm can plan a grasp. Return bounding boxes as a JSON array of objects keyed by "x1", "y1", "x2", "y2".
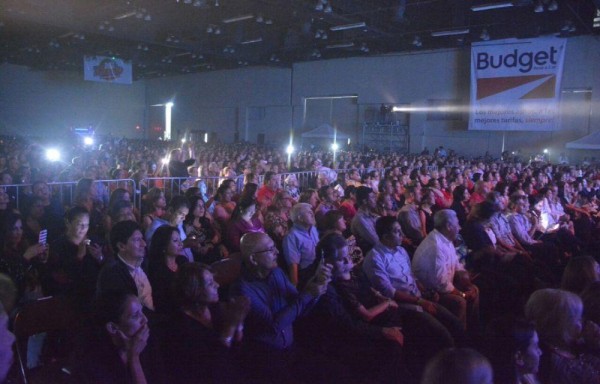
[
  {"x1": 322, "y1": 210, "x2": 344, "y2": 232},
  {"x1": 184, "y1": 187, "x2": 201, "y2": 199},
  {"x1": 0, "y1": 211, "x2": 22, "y2": 249},
  {"x1": 561, "y1": 255, "x2": 599, "y2": 294},
  {"x1": 344, "y1": 185, "x2": 357, "y2": 200},
  {"x1": 168, "y1": 195, "x2": 190, "y2": 212},
  {"x1": 108, "y1": 188, "x2": 130, "y2": 211},
  {"x1": 316, "y1": 233, "x2": 347, "y2": 265},
  {"x1": 263, "y1": 171, "x2": 275, "y2": 184},
  {"x1": 299, "y1": 189, "x2": 317, "y2": 204},
  {"x1": 65, "y1": 206, "x2": 89, "y2": 223},
  {"x1": 185, "y1": 196, "x2": 205, "y2": 224},
  {"x1": 110, "y1": 220, "x2": 142, "y2": 254},
  {"x1": 452, "y1": 185, "x2": 468, "y2": 202},
  {"x1": 484, "y1": 316, "x2": 536, "y2": 384},
  {"x1": 355, "y1": 186, "x2": 374, "y2": 207},
  {"x1": 375, "y1": 216, "x2": 399, "y2": 239},
  {"x1": 582, "y1": 281, "x2": 600, "y2": 325},
  {"x1": 94, "y1": 291, "x2": 136, "y2": 328},
  {"x1": 240, "y1": 183, "x2": 258, "y2": 202},
  {"x1": 318, "y1": 185, "x2": 332, "y2": 200},
  {"x1": 174, "y1": 262, "x2": 213, "y2": 309},
  {"x1": 148, "y1": 225, "x2": 179, "y2": 264},
  {"x1": 109, "y1": 200, "x2": 133, "y2": 222},
  {"x1": 74, "y1": 178, "x2": 94, "y2": 201},
  {"x1": 21, "y1": 196, "x2": 45, "y2": 219},
  {"x1": 232, "y1": 197, "x2": 256, "y2": 220}
]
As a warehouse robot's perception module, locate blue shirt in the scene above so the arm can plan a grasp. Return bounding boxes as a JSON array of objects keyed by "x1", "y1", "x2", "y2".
[
  {"x1": 230, "y1": 266, "x2": 316, "y2": 350},
  {"x1": 282, "y1": 224, "x2": 319, "y2": 269}
]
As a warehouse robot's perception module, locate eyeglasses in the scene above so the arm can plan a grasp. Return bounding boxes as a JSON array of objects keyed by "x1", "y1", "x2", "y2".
[{"x1": 253, "y1": 246, "x2": 278, "y2": 255}]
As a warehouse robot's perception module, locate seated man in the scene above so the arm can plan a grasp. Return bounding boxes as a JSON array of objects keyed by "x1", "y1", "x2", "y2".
[
  {"x1": 363, "y1": 216, "x2": 465, "y2": 351},
  {"x1": 230, "y1": 232, "x2": 330, "y2": 382},
  {"x1": 412, "y1": 210, "x2": 480, "y2": 332},
  {"x1": 97, "y1": 220, "x2": 154, "y2": 311},
  {"x1": 397, "y1": 185, "x2": 424, "y2": 247},
  {"x1": 350, "y1": 186, "x2": 380, "y2": 253},
  {"x1": 282, "y1": 203, "x2": 320, "y2": 287}
]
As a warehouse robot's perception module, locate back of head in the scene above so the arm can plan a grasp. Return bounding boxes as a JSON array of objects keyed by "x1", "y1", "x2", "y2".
[
  {"x1": 168, "y1": 195, "x2": 190, "y2": 213},
  {"x1": 421, "y1": 348, "x2": 493, "y2": 384},
  {"x1": 525, "y1": 288, "x2": 582, "y2": 346},
  {"x1": 355, "y1": 186, "x2": 373, "y2": 207},
  {"x1": 561, "y1": 255, "x2": 598, "y2": 294},
  {"x1": 174, "y1": 262, "x2": 212, "y2": 309},
  {"x1": 375, "y1": 215, "x2": 398, "y2": 239},
  {"x1": 240, "y1": 232, "x2": 269, "y2": 260},
  {"x1": 316, "y1": 232, "x2": 347, "y2": 265}
]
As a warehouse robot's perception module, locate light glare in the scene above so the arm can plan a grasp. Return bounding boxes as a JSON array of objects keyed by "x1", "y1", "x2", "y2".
[
  {"x1": 46, "y1": 149, "x2": 61, "y2": 162},
  {"x1": 83, "y1": 136, "x2": 94, "y2": 146}
]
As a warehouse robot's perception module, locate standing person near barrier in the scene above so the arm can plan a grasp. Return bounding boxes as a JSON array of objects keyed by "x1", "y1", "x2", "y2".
[{"x1": 168, "y1": 148, "x2": 195, "y2": 178}]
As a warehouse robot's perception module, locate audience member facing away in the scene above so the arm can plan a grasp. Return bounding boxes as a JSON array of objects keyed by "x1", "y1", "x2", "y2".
[
  {"x1": 413, "y1": 209, "x2": 480, "y2": 332},
  {"x1": 525, "y1": 288, "x2": 600, "y2": 384},
  {"x1": 483, "y1": 316, "x2": 542, "y2": 384},
  {"x1": 98, "y1": 220, "x2": 154, "y2": 311},
  {"x1": 421, "y1": 348, "x2": 493, "y2": 384},
  {"x1": 166, "y1": 262, "x2": 249, "y2": 383},
  {"x1": 560, "y1": 255, "x2": 600, "y2": 295},
  {"x1": 230, "y1": 232, "x2": 330, "y2": 382},
  {"x1": 282, "y1": 203, "x2": 319, "y2": 287}
]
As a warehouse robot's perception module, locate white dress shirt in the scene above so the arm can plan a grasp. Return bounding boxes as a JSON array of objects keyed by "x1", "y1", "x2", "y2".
[
  {"x1": 412, "y1": 229, "x2": 464, "y2": 294},
  {"x1": 118, "y1": 255, "x2": 155, "y2": 311}
]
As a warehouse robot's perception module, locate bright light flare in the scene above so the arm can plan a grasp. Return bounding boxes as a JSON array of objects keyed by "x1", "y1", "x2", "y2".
[
  {"x1": 162, "y1": 157, "x2": 169, "y2": 165},
  {"x1": 543, "y1": 148, "x2": 549, "y2": 154},
  {"x1": 83, "y1": 136, "x2": 94, "y2": 146},
  {"x1": 286, "y1": 145, "x2": 294, "y2": 155},
  {"x1": 331, "y1": 142, "x2": 339, "y2": 151},
  {"x1": 46, "y1": 148, "x2": 61, "y2": 162},
  {"x1": 204, "y1": 133, "x2": 208, "y2": 143}
]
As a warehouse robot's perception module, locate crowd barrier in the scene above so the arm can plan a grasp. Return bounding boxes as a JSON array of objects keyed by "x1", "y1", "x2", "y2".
[{"x1": 4, "y1": 168, "x2": 395, "y2": 212}]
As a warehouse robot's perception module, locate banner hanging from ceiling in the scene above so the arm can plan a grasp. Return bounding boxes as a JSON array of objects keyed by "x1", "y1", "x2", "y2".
[
  {"x1": 469, "y1": 37, "x2": 567, "y2": 131},
  {"x1": 84, "y1": 55, "x2": 132, "y2": 85}
]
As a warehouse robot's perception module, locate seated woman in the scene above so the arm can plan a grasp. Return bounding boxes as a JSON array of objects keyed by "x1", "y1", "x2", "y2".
[
  {"x1": 21, "y1": 195, "x2": 46, "y2": 246},
  {"x1": 148, "y1": 226, "x2": 188, "y2": 315},
  {"x1": 166, "y1": 263, "x2": 249, "y2": 384},
  {"x1": 141, "y1": 188, "x2": 167, "y2": 232},
  {"x1": 321, "y1": 210, "x2": 363, "y2": 266},
  {"x1": 0, "y1": 211, "x2": 47, "y2": 302},
  {"x1": 145, "y1": 196, "x2": 193, "y2": 262},
  {"x1": 224, "y1": 197, "x2": 264, "y2": 253},
  {"x1": 484, "y1": 316, "x2": 542, "y2": 384},
  {"x1": 307, "y1": 232, "x2": 408, "y2": 383},
  {"x1": 46, "y1": 206, "x2": 104, "y2": 309},
  {"x1": 184, "y1": 196, "x2": 226, "y2": 264},
  {"x1": 72, "y1": 291, "x2": 165, "y2": 384},
  {"x1": 525, "y1": 288, "x2": 600, "y2": 384},
  {"x1": 212, "y1": 183, "x2": 236, "y2": 231}
]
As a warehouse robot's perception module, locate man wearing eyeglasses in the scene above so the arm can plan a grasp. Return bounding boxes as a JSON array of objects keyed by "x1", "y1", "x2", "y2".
[{"x1": 231, "y1": 232, "x2": 331, "y2": 382}]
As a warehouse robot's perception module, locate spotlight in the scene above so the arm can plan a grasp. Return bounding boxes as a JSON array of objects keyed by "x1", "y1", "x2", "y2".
[
  {"x1": 162, "y1": 157, "x2": 169, "y2": 165},
  {"x1": 331, "y1": 142, "x2": 339, "y2": 151},
  {"x1": 83, "y1": 136, "x2": 94, "y2": 146},
  {"x1": 543, "y1": 148, "x2": 549, "y2": 154},
  {"x1": 286, "y1": 145, "x2": 295, "y2": 155},
  {"x1": 46, "y1": 149, "x2": 61, "y2": 162}
]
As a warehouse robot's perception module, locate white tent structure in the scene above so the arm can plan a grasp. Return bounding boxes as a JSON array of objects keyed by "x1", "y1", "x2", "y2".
[{"x1": 565, "y1": 131, "x2": 600, "y2": 150}]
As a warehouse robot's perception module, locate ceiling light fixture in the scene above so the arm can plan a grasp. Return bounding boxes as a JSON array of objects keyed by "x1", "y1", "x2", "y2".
[
  {"x1": 471, "y1": 2, "x2": 513, "y2": 11},
  {"x1": 547, "y1": 0, "x2": 558, "y2": 11},
  {"x1": 222, "y1": 14, "x2": 254, "y2": 23},
  {"x1": 412, "y1": 36, "x2": 422, "y2": 47},
  {"x1": 330, "y1": 21, "x2": 366, "y2": 31},
  {"x1": 534, "y1": 0, "x2": 544, "y2": 12},
  {"x1": 431, "y1": 28, "x2": 470, "y2": 37},
  {"x1": 114, "y1": 11, "x2": 137, "y2": 20}
]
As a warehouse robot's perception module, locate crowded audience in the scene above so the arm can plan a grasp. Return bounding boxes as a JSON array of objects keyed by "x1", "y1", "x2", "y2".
[{"x1": 2, "y1": 133, "x2": 600, "y2": 383}]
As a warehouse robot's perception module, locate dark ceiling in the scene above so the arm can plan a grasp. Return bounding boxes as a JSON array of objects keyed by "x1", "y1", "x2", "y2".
[{"x1": 1, "y1": 0, "x2": 598, "y2": 80}]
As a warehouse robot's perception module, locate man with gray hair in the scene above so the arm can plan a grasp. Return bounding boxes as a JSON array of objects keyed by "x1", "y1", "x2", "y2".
[
  {"x1": 282, "y1": 203, "x2": 320, "y2": 287},
  {"x1": 413, "y1": 209, "x2": 479, "y2": 332}
]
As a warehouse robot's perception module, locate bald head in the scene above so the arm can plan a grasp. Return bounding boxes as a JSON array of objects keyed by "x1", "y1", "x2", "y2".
[{"x1": 240, "y1": 232, "x2": 271, "y2": 260}]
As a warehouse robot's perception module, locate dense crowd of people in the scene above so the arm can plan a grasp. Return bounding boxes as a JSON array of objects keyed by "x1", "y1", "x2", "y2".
[{"x1": 1, "y1": 133, "x2": 600, "y2": 383}]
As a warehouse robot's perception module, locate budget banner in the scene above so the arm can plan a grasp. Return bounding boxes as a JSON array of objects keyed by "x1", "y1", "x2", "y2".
[
  {"x1": 469, "y1": 38, "x2": 566, "y2": 131},
  {"x1": 84, "y1": 56, "x2": 132, "y2": 85}
]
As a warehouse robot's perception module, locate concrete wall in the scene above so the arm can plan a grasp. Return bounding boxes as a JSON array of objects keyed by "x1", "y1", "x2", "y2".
[
  {"x1": 1, "y1": 35, "x2": 598, "y2": 160},
  {"x1": 0, "y1": 64, "x2": 146, "y2": 138}
]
